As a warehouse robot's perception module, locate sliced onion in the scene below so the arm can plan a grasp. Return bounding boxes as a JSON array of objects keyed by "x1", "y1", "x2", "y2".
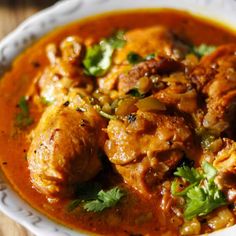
[
  {"x1": 136, "y1": 97, "x2": 166, "y2": 112},
  {"x1": 115, "y1": 97, "x2": 138, "y2": 116}
]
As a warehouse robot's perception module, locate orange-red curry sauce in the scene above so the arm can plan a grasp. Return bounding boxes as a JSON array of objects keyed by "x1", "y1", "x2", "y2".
[{"x1": 0, "y1": 9, "x2": 236, "y2": 236}]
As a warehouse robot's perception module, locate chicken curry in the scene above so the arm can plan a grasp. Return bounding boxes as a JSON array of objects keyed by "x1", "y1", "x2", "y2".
[{"x1": 1, "y1": 9, "x2": 236, "y2": 236}]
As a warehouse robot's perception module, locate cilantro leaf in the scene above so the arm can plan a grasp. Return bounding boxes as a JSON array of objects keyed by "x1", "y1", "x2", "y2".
[
  {"x1": 145, "y1": 53, "x2": 156, "y2": 60},
  {"x1": 172, "y1": 162, "x2": 227, "y2": 220},
  {"x1": 83, "y1": 31, "x2": 126, "y2": 77},
  {"x1": 184, "y1": 182, "x2": 226, "y2": 220},
  {"x1": 187, "y1": 186, "x2": 205, "y2": 201},
  {"x1": 202, "y1": 161, "x2": 217, "y2": 180},
  {"x1": 174, "y1": 165, "x2": 202, "y2": 184},
  {"x1": 67, "y1": 199, "x2": 81, "y2": 212},
  {"x1": 192, "y1": 44, "x2": 216, "y2": 57},
  {"x1": 107, "y1": 30, "x2": 126, "y2": 49},
  {"x1": 127, "y1": 52, "x2": 144, "y2": 64},
  {"x1": 15, "y1": 96, "x2": 34, "y2": 129},
  {"x1": 127, "y1": 52, "x2": 157, "y2": 64},
  {"x1": 84, "y1": 187, "x2": 125, "y2": 212},
  {"x1": 67, "y1": 182, "x2": 102, "y2": 212},
  {"x1": 83, "y1": 42, "x2": 113, "y2": 76},
  {"x1": 171, "y1": 179, "x2": 198, "y2": 197}
]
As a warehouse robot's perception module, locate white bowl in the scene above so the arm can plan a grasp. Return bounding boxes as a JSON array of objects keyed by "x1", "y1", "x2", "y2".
[{"x1": 0, "y1": 0, "x2": 236, "y2": 235}]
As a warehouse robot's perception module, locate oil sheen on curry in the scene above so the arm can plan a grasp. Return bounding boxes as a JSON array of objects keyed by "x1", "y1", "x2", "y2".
[{"x1": 0, "y1": 9, "x2": 236, "y2": 236}]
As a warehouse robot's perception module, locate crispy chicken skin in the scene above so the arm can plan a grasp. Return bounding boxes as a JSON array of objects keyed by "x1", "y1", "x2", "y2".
[
  {"x1": 105, "y1": 111, "x2": 195, "y2": 196},
  {"x1": 191, "y1": 44, "x2": 236, "y2": 134},
  {"x1": 28, "y1": 94, "x2": 106, "y2": 199}
]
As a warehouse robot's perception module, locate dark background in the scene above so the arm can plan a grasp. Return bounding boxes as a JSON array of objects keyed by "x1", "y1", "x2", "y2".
[
  {"x1": 0, "y1": 0, "x2": 58, "y2": 40},
  {"x1": 0, "y1": 0, "x2": 58, "y2": 7}
]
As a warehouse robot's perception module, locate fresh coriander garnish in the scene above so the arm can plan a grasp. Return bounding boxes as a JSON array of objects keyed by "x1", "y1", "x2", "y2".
[
  {"x1": 83, "y1": 30, "x2": 126, "y2": 77},
  {"x1": 68, "y1": 185, "x2": 124, "y2": 213},
  {"x1": 84, "y1": 187, "x2": 125, "y2": 212},
  {"x1": 67, "y1": 182, "x2": 101, "y2": 212},
  {"x1": 67, "y1": 199, "x2": 81, "y2": 212},
  {"x1": 127, "y1": 52, "x2": 143, "y2": 64},
  {"x1": 106, "y1": 30, "x2": 126, "y2": 49},
  {"x1": 15, "y1": 96, "x2": 34, "y2": 129},
  {"x1": 127, "y1": 52, "x2": 156, "y2": 64},
  {"x1": 171, "y1": 162, "x2": 227, "y2": 220},
  {"x1": 191, "y1": 44, "x2": 216, "y2": 57},
  {"x1": 174, "y1": 165, "x2": 202, "y2": 183},
  {"x1": 202, "y1": 161, "x2": 217, "y2": 180},
  {"x1": 145, "y1": 53, "x2": 156, "y2": 60}
]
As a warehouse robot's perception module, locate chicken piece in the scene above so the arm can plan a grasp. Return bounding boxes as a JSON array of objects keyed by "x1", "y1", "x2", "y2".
[
  {"x1": 105, "y1": 111, "x2": 195, "y2": 196},
  {"x1": 118, "y1": 58, "x2": 184, "y2": 94},
  {"x1": 98, "y1": 26, "x2": 189, "y2": 93},
  {"x1": 115, "y1": 26, "x2": 189, "y2": 64},
  {"x1": 213, "y1": 139, "x2": 236, "y2": 173},
  {"x1": 27, "y1": 94, "x2": 106, "y2": 199},
  {"x1": 206, "y1": 138, "x2": 236, "y2": 202},
  {"x1": 28, "y1": 36, "x2": 93, "y2": 104},
  {"x1": 191, "y1": 44, "x2": 236, "y2": 135},
  {"x1": 37, "y1": 66, "x2": 93, "y2": 104},
  {"x1": 154, "y1": 72, "x2": 198, "y2": 113},
  {"x1": 117, "y1": 58, "x2": 197, "y2": 113}
]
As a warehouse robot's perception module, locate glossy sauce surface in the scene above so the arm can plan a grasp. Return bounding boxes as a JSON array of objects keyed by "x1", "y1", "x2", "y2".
[{"x1": 0, "y1": 9, "x2": 236, "y2": 236}]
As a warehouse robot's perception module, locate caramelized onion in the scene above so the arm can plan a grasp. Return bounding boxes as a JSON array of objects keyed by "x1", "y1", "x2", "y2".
[
  {"x1": 115, "y1": 97, "x2": 138, "y2": 116},
  {"x1": 136, "y1": 97, "x2": 166, "y2": 112}
]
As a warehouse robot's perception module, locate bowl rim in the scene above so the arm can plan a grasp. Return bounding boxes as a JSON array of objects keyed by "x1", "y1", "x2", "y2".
[{"x1": 0, "y1": 0, "x2": 236, "y2": 235}]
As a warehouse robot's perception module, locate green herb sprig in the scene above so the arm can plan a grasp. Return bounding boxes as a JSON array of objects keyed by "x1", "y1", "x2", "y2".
[
  {"x1": 171, "y1": 162, "x2": 227, "y2": 220},
  {"x1": 68, "y1": 186, "x2": 125, "y2": 213},
  {"x1": 15, "y1": 96, "x2": 34, "y2": 129},
  {"x1": 83, "y1": 31, "x2": 126, "y2": 77},
  {"x1": 84, "y1": 187, "x2": 125, "y2": 212},
  {"x1": 191, "y1": 44, "x2": 216, "y2": 57},
  {"x1": 127, "y1": 52, "x2": 156, "y2": 65}
]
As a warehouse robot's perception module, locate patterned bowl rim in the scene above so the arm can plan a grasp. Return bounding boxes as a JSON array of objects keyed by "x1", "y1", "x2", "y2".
[{"x1": 0, "y1": 0, "x2": 236, "y2": 235}]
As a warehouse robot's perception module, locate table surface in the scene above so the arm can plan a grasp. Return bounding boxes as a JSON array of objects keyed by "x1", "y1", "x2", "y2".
[{"x1": 0, "y1": 1, "x2": 58, "y2": 235}]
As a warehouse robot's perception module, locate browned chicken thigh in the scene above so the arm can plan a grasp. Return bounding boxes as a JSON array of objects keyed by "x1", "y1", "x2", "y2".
[
  {"x1": 28, "y1": 96, "x2": 106, "y2": 199},
  {"x1": 191, "y1": 44, "x2": 236, "y2": 135},
  {"x1": 105, "y1": 110, "x2": 195, "y2": 196}
]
